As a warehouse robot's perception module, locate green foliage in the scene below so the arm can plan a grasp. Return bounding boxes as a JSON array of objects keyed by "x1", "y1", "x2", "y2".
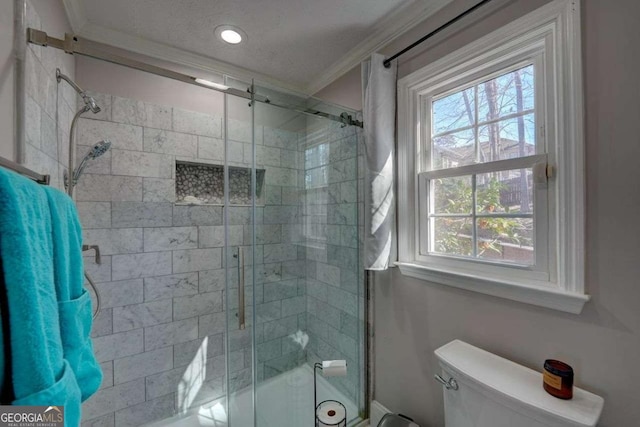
[{"x1": 433, "y1": 176, "x2": 531, "y2": 258}]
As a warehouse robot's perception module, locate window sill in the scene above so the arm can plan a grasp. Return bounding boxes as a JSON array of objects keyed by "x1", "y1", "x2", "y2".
[{"x1": 395, "y1": 262, "x2": 590, "y2": 314}]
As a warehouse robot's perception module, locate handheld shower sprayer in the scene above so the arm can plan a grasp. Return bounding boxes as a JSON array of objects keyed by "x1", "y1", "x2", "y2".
[{"x1": 70, "y1": 140, "x2": 112, "y2": 186}]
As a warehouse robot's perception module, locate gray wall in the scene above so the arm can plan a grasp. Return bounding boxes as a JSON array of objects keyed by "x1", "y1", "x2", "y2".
[{"x1": 315, "y1": 0, "x2": 640, "y2": 426}]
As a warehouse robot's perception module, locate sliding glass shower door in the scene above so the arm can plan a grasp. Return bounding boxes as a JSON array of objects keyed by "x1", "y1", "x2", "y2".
[{"x1": 223, "y1": 79, "x2": 364, "y2": 427}]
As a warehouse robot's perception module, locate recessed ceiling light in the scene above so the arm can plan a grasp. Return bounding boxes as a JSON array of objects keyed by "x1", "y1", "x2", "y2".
[
  {"x1": 215, "y1": 25, "x2": 246, "y2": 45},
  {"x1": 221, "y1": 29, "x2": 242, "y2": 44}
]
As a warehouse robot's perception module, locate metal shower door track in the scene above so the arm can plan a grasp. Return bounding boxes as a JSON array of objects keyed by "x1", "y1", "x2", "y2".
[{"x1": 27, "y1": 29, "x2": 363, "y2": 128}]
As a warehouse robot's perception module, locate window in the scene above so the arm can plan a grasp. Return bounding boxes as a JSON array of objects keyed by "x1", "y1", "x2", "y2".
[{"x1": 397, "y1": 0, "x2": 588, "y2": 313}]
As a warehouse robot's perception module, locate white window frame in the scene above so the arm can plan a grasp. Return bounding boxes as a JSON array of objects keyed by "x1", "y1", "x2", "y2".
[{"x1": 396, "y1": 0, "x2": 588, "y2": 314}]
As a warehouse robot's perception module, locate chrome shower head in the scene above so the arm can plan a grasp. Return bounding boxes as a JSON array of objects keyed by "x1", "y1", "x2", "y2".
[
  {"x1": 87, "y1": 140, "x2": 111, "y2": 159},
  {"x1": 70, "y1": 140, "x2": 112, "y2": 185}
]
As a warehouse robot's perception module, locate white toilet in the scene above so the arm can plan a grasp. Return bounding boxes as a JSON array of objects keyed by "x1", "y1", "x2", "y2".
[{"x1": 434, "y1": 340, "x2": 604, "y2": 427}]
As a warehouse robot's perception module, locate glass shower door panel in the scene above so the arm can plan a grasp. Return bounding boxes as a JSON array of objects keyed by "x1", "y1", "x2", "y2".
[
  {"x1": 225, "y1": 78, "x2": 257, "y2": 427},
  {"x1": 253, "y1": 85, "x2": 364, "y2": 427}
]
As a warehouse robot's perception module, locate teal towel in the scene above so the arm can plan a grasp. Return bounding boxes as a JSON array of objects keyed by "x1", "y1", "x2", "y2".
[
  {"x1": 0, "y1": 168, "x2": 82, "y2": 425},
  {"x1": 44, "y1": 187, "x2": 102, "y2": 402}
]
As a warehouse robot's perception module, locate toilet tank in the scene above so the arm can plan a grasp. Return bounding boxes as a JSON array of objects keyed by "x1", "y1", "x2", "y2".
[{"x1": 434, "y1": 340, "x2": 604, "y2": 427}]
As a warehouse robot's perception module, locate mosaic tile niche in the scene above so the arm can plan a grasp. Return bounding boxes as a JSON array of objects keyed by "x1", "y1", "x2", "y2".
[{"x1": 175, "y1": 162, "x2": 265, "y2": 205}]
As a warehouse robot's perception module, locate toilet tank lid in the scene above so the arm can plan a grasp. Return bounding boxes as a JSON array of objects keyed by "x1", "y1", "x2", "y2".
[{"x1": 435, "y1": 340, "x2": 604, "y2": 427}]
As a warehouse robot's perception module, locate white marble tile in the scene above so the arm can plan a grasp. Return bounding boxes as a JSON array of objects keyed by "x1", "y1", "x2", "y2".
[
  {"x1": 198, "y1": 269, "x2": 226, "y2": 293},
  {"x1": 112, "y1": 202, "x2": 172, "y2": 228},
  {"x1": 76, "y1": 118, "x2": 143, "y2": 151},
  {"x1": 142, "y1": 178, "x2": 175, "y2": 203},
  {"x1": 143, "y1": 227, "x2": 198, "y2": 251},
  {"x1": 113, "y1": 347, "x2": 173, "y2": 384},
  {"x1": 24, "y1": 95, "x2": 41, "y2": 148},
  {"x1": 82, "y1": 378, "x2": 146, "y2": 422},
  {"x1": 99, "y1": 361, "x2": 114, "y2": 390},
  {"x1": 111, "y1": 149, "x2": 173, "y2": 178},
  {"x1": 198, "y1": 312, "x2": 227, "y2": 337},
  {"x1": 173, "y1": 108, "x2": 221, "y2": 137},
  {"x1": 172, "y1": 248, "x2": 222, "y2": 273},
  {"x1": 75, "y1": 174, "x2": 143, "y2": 202},
  {"x1": 172, "y1": 334, "x2": 224, "y2": 368},
  {"x1": 197, "y1": 136, "x2": 225, "y2": 161},
  {"x1": 227, "y1": 140, "x2": 247, "y2": 165},
  {"x1": 172, "y1": 205, "x2": 223, "y2": 226},
  {"x1": 173, "y1": 292, "x2": 223, "y2": 320},
  {"x1": 77, "y1": 202, "x2": 111, "y2": 229},
  {"x1": 114, "y1": 393, "x2": 175, "y2": 427},
  {"x1": 95, "y1": 279, "x2": 144, "y2": 308},
  {"x1": 228, "y1": 118, "x2": 253, "y2": 143},
  {"x1": 92, "y1": 329, "x2": 144, "y2": 362},
  {"x1": 316, "y1": 262, "x2": 341, "y2": 286},
  {"x1": 113, "y1": 300, "x2": 173, "y2": 332},
  {"x1": 112, "y1": 252, "x2": 172, "y2": 281},
  {"x1": 112, "y1": 96, "x2": 172, "y2": 130},
  {"x1": 143, "y1": 128, "x2": 197, "y2": 157},
  {"x1": 264, "y1": 127, "x2": 298, "y2": 149},
  {"x1": 144, "y1": 317, "x2": 198, "y2": 351},
  {"x1": 265, "y1": 166, "x2": 298, "y2": 187},
  {"x1": 281, "y1": 296, "x2": 305, "y2": 317},
  {"x1": 83, "y1": 228, "x2": 143, "y2": 255},
  {"x1": 91, "y1": 308, "x2": 113, "y2": 338},
  {"x1": 198, "y1": 225, "x2": 243, "y2": 248},
  {"x1": 143, "y1": 273, "x2": 199, "y2": 301},
  {"x1": 84, "y1": 255, "x2": 112, "y2": 283}
]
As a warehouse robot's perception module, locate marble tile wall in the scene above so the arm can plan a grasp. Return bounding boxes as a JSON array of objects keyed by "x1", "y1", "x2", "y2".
[
  {"x1": 77, "y1": 91, "x2": 306, "y2": 426},
  {"x1": 301, "y1": 121, "x2": 364, "y2": 406},
  {"x1": 22, "y1": 0, "x2": 77, "y2": 191}
]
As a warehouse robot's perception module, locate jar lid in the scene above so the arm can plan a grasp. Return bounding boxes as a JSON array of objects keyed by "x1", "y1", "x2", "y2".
[{"x1": 544, "y1": 359, "x2": 573, "y2": 377}]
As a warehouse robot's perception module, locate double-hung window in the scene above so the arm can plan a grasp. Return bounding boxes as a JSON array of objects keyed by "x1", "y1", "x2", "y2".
[{"x1": 397, "y1": 0, "x2": 588, "y2": 313}]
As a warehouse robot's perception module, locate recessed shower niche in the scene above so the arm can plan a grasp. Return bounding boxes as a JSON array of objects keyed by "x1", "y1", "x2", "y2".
[{"x1": 175, "y1": 161, "x2": 265, "y2": 205}]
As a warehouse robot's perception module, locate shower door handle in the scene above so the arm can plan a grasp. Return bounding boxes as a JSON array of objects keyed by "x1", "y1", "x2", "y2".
[{"x1": 237, "y1": 247, "x2": 245, "y2": 330}]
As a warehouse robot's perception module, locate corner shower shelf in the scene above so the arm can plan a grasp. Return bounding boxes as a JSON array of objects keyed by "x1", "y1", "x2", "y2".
[{"x1": 175, "y1": 160, "x2": 265, "y2": 206}]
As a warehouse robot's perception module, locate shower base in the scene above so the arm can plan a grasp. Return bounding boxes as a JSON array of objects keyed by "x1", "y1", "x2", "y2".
[{"x1": 146, "y1": 364, "x2": 359, "y2": 427}]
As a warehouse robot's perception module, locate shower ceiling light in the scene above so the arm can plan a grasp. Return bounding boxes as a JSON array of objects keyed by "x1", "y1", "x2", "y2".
[
  {"x1": 215, "y1": 25, "x2": 246, "y2": 45},
  {"x1": 194, "y1": 78, "x2": 230, "y2": 91}
]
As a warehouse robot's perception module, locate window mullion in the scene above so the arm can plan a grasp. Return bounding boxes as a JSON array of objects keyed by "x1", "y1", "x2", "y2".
[{"x1": 472, "y1": 174, "x2": 478, "y2": 258}]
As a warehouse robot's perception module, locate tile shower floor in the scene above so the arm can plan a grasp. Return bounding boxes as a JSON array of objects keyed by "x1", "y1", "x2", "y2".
[{"x1": 146, "y1": 364, "x2": 359, "y2": 427}]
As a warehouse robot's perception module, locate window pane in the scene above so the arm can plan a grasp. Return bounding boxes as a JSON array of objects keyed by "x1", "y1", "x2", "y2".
[
  {"x1": 432, "y1": 87, "x2": 475, "y2": 135},
  {"x1": 432, "y1": 128, "x2": 475, "y2": 169},
  {"x1": 478, "y1": 65, "x2": 534, "y2": 122},
  {"x1": 432, "y1": 176, "x2": 472, "y2": 214},
  {"x1": 432, "y1": 217, "x2": 473, "y2": 257},
  {"x1": 476, "y1": 169, "x2": 533, "y2": 214},
  {"x1": 476, "y1": 218, "x2": 534, "y2": 265},
  {"x1": 478, "y1": 114, "x2": 535, "y2": 162}
]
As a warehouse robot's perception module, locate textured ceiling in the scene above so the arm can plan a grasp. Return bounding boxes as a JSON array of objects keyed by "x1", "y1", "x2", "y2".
[{"x1": 75, "y1": 0, "x2": 448, "y2": 91}]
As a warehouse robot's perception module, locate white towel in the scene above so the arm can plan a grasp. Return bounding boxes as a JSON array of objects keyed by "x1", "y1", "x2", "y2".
[{"x1": 361, "y1": 53, "x2": 397, "y2": 270}]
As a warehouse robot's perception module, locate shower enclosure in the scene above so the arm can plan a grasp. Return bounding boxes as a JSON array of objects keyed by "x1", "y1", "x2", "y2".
[{"x1": 70, "y1": 72, "x2": 364, "y2": 426}]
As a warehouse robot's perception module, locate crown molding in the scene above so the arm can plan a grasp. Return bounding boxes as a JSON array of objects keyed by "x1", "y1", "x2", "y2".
[
  {"x1": 62, "y1": 0, "x2": 87, "y2": 32},
  {"x1": 304, "y1": 0, "x2": 454, "y2": 94}
]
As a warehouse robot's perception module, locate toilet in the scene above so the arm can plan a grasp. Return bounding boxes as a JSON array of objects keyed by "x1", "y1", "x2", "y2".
[{"x1": 434, "y1": 340, "x2": 604, "y2": 427}]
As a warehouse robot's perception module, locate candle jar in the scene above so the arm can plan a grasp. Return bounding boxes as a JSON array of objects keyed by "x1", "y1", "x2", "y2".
[{"x1": 543, "y1": 359, "x2": 574, "y2": 399}]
